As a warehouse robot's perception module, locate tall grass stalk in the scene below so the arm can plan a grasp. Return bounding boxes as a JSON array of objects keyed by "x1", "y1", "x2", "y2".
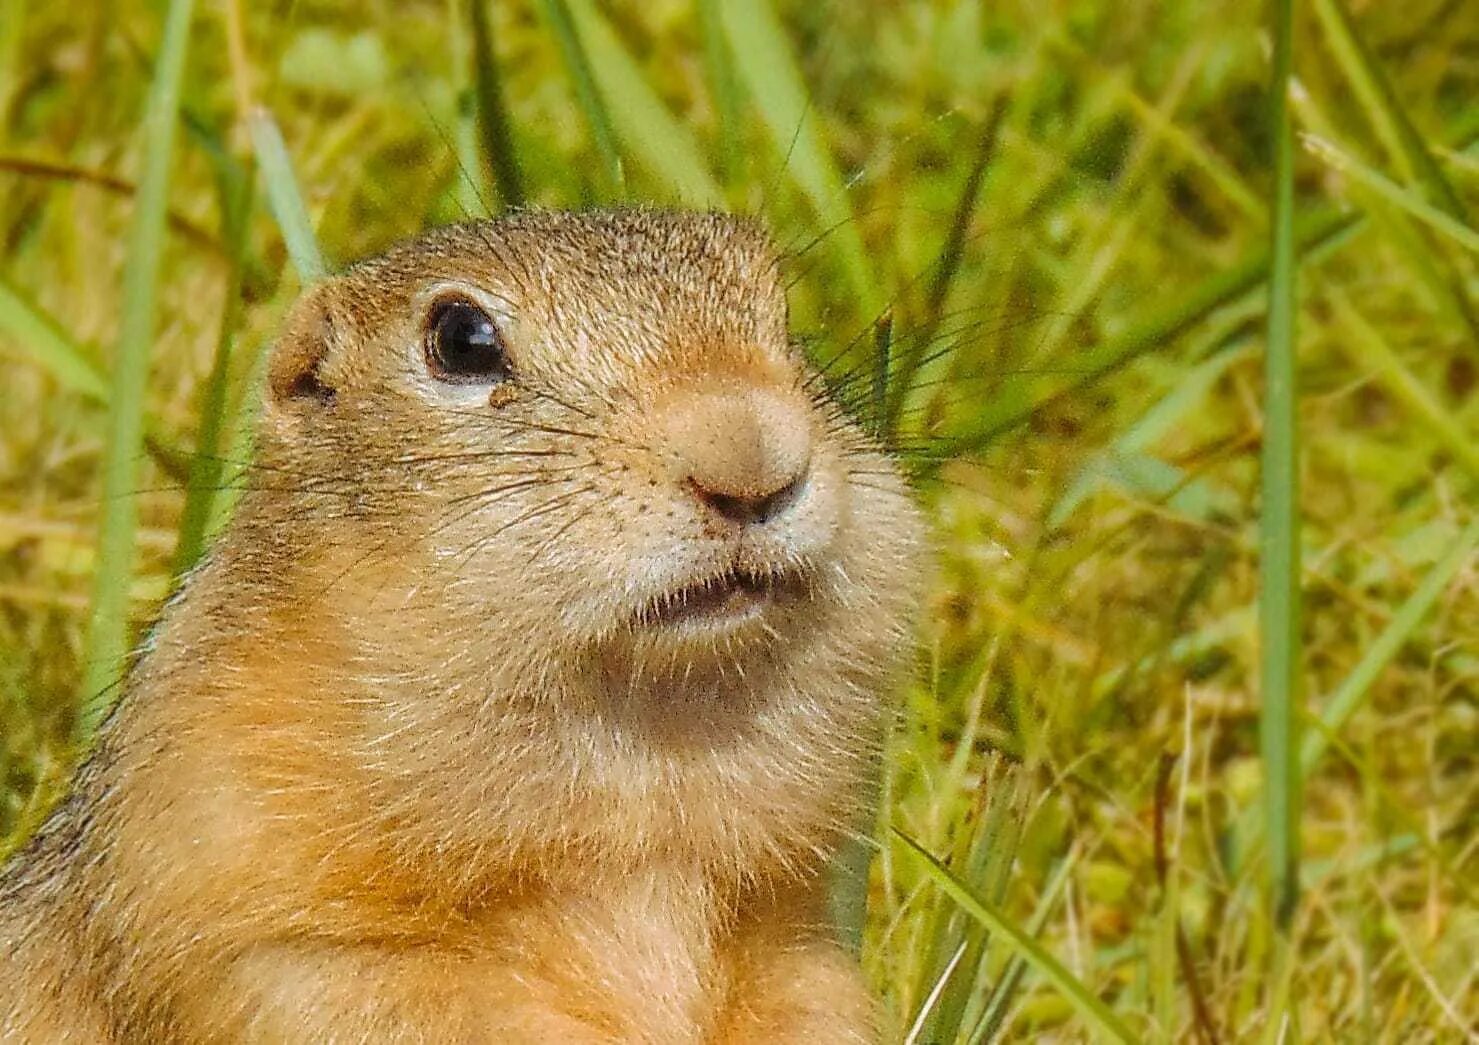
[
  {"x1": 172, "y1": 175, "x2": 252, "y2": 578},
  {"x1": 558, "y1": 0, "x2": 720, "y2": 206},
  {"x1": 78, "y1": 0, "x2": 197, "y2": 737},
  {"x1": 1259, "y1": 0, "x2": 1302, "y2": 932},
  {"x1": 468, "y1": 0, "x2": 525, "y2": 208},
  {"x1": 695, "y1": 0, "x2": 742, "y2": 192},
  {"x1": 444, "y1": 0, "x2": 490, "y2": 217},
  {"x1": 536, "y1": 0, "x2": 622, "y2": 197},
  {"x1": 717, "y1": 0, "x2": 878, "y2": 314},
  {"x1": 887, "y1": 98, "x2": 1007, "y2": 433},
  {"x1": 248, "y1": 108, "x2": 327, "y2": 283}
]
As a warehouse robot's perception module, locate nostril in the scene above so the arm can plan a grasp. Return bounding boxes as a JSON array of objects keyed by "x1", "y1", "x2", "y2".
[
  {"x1": 690, "y1": 472, "x2": 807, "y2": 526},
  {"x1": 661, "y1": 385, "x2": 815, "y2": 527}
]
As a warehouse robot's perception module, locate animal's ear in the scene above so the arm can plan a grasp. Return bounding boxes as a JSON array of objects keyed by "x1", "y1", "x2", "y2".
[{"x1": 265, "y1": 282, "x2": 347, "y2": 420}]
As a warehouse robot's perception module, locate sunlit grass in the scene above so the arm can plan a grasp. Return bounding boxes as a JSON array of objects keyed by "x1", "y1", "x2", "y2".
[
  {"x1": 77, "y1": 0, "x2": 197, "y2": 737},
  {"x1": 1259, "y1": 0, "x2": 1301, "y2": 942}
]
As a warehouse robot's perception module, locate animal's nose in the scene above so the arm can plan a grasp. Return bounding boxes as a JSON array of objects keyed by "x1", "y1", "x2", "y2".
[
  {"x1": 689, "y1": 472, "x2": 806, "y2": 526},
  {"x1": 659, "y1": 385, "x2": 813, "y2": 527}
]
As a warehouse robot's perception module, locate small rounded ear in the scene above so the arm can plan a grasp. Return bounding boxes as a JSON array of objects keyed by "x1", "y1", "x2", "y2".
[{"x1": 265, "y1": 282, "x2": 346, "y2": 418}]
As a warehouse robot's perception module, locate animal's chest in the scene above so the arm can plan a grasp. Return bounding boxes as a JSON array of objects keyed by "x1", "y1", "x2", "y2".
[{"x1": 483, "y1": 868, "x2": 724, "y2": 1042}]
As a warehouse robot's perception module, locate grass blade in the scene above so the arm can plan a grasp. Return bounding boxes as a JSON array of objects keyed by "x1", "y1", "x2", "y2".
[
  {"x1": 1049, "y1": 337, "x2": 1253, "y2": 528},
  {"x1": 172, "y1": 171, "x2": 251, "y2": 577},
  {"x1": 444, "y1": 0, "x2": 491, "y2": 217},
  {"x1": 1310, "y1": 0, "x2": 1468, "y2": 221},
  {"x1": 1300, "y1": 517, "x2": 1479, "y2": 774},
  {"x1": 920, "y1": 97, "x2": 1009, "y2": 333},
  {"x1": 904, "y1": 939, "x2": 968, "y2": 1044},
  {"x1": 0, "y1": 277, "x2": 189, "y2": 480},
  {"x1": 696, "y1": 0, "x2": 742, "y2": 192},
  {"x1": 892, "y1": 829, "x2": 1138, "y2": 1044},
  {"x1": 871, "y1": 311, "x2": 892, "y2": 441},
  {"x1": 79, "y1": 0, "x2": 197, "y2": 736},
  {"x1": 1330, "y1": 291, "x2": 1479, "y2": 481},
  {"x1": 941, "y1": 206, "x2": 1359, "y2": 458},
  {"x1": 0, "y1": 154, "x2": 224, "y2": 254},
  {"x1": 468, "y1": 0, "x2": 525, "y2": 208},
  {"x1": 558, "y1": 0, "x2": 722, "y2": 206},
  {"x1": 248, "y1": 106, "x2": 327, "y2": 282},
  {"x1": 208, "y1": 333, "x2": 273, "y2": 537},
  {"x1": 536, "y1": 0, "x2": 622, "y2": 197},
  {"x1": 0, "y1": 277, "x2": 108, "y2": 401},
  {"x1": 0, "y1": 0, "x2": 22, "y2": 142},
  {"x1": 1259, "y1": 0, "x2": 1302, "y2": 931},
  {"x1": 967, "y1": 852, "x2": 1079, "y2": 1044},
  {"x1": 1227, "y1": 515, "x2": 1478, "y2": 893},
  {"x1": 887, "y1": 97, "x2": 1009, "y2": 432},
  {"x1": 1304, "y1": 133, "x2": 1479, "y2": 254},
  {"x1": 718, "y1": 0, "x2": 878, "y2": 313}
]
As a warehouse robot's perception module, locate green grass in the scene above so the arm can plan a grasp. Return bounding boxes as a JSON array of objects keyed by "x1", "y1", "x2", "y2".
[
  {"x1": 893, "y1": 827, "x2": 1138, "y2": 1043},
  {"x1": 76, "y1": 0, "x2": 196, "y2": 736},
  {"x1": 535, "y1": 0, "x2": 620, "y2": 198},
  {"x1": 1, "y1": 1, "x2": 1476, "y2": 1040},
  {"x1": 1259, "y1": 0, "x2": 1302, "y2": 939},
  {"x1": 248, "y1": 107, "x2": 328, "y2": 283},
  {"x1": 469, "y1": 0, "x2": 527, "y2": 209}
]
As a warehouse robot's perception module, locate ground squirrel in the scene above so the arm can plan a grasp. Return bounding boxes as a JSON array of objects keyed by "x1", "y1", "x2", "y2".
[{"x1": 0, "y1": 210, "x2": 924, "y2": 1042}]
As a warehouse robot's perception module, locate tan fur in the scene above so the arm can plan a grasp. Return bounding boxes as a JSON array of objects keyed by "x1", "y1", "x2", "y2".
[{"x1": 0, "y1": 210, "x2": 923, "y2": 1042}]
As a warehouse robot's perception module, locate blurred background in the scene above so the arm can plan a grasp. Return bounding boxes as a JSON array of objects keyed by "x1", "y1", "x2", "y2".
[{"x1": 0, "y1": 0, "x2": 1475, "y2": 1039}]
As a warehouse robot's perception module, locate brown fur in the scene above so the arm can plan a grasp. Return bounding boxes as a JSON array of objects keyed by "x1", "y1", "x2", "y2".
[{"x1": 0, "y1": 210, "x2": 923, "y2": 1042}]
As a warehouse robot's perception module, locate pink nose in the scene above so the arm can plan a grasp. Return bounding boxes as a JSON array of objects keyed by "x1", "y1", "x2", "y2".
[{"x1": 658, "y1": 386, "x2": 813, "y2": 526}]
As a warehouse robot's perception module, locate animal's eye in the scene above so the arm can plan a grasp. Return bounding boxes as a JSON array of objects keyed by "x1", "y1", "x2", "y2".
[{"x1": 424, "y1": 298, "x2": 510, "y2": 384}]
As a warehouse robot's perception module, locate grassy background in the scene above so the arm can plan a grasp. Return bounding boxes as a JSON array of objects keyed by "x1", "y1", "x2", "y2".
[{"x1": 2, "y1": 0, "x2": 1477, "y2": 1039}]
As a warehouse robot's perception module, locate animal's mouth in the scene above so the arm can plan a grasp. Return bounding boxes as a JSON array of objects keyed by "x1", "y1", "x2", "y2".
[{"x1": 635, "y1": 566, "x2": 809, "y2": 632}]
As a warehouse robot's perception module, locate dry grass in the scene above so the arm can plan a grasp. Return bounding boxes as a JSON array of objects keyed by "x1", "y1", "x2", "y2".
[{"x1": 1, "y1": 0, "x2": 1476, "y2": 1040}]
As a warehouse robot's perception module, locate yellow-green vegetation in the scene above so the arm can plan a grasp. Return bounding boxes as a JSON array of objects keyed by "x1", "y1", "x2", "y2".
[{"x1": 2, "y1": 0, "x2": 1476, "y2": 1039}]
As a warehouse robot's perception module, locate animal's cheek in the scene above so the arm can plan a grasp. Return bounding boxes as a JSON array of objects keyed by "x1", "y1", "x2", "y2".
[{"x1": 833, "y1": 462, "x2": 927, "y2": 592}]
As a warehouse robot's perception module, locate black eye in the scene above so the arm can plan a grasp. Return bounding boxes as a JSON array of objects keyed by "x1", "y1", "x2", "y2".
[{"x1": 424, "y1": 298, "x2": 511, "y2": 384}]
